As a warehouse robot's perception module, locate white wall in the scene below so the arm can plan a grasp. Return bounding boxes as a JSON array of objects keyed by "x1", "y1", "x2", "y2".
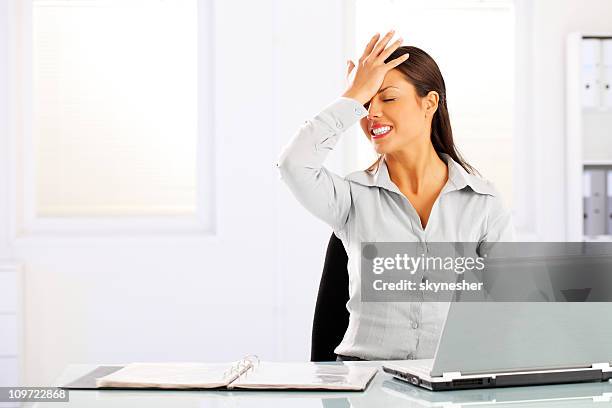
[
  {"x1": 273, "y1": 0, "x2": 351, "y2": 361},
  {"x1": 0, "y1": 0, "x2": 10, "y2": 259},
  {"x1": 2, "y1": 0, "x2": 612, "y2": 387}
]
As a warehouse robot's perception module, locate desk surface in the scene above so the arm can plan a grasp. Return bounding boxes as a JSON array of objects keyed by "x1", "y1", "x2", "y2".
[{"x1": 32, "y1": 362, "x2": 612, "y2": 408}]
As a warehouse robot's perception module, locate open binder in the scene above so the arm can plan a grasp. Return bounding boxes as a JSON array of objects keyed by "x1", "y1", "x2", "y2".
[{"x1": 61, "y1": 356, "x2": 377, "y2": 391}]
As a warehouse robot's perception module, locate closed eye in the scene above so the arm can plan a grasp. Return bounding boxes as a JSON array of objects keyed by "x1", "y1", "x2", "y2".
[{"x1": 363, "y1": 98, "x2": 394, "y2": 109}]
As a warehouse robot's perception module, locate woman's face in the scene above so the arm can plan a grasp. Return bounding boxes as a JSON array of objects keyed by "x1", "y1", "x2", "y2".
[{"x1": 359, "y1": 69, "x2": 438, "y2": 155}]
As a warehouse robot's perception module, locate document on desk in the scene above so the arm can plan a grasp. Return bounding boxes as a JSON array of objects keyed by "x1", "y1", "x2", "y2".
[
  {"x1": 95, "y1": 362, "x2": 238, "y2": 389},
  {"x1": 93, "y1": 357, "x2": 377, "y2": 391},
  {"x1": 227, "y1": 362, "x2": 377, "y2": 390}
]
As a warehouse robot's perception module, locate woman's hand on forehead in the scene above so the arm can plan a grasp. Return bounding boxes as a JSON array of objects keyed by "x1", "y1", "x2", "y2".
[{"x1": 343, "y1": 30, "x2": 409, "y2": 105}]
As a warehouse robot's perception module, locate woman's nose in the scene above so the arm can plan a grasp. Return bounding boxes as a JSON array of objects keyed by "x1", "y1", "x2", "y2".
[{"x1": 367, "y1": 110, "x2": 382, "y2": 120}]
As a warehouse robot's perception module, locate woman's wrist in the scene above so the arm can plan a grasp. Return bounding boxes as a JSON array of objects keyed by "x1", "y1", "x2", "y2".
[{"x1": 341, "y1": 89, "x2": 370, "y2": 105}]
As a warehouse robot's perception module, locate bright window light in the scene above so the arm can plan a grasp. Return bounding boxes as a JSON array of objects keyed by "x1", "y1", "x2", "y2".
[{"x1": 32, "y1": 0, "x2": 198, "y2": 216}]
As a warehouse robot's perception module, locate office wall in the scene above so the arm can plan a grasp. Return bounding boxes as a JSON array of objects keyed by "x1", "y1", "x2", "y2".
[{"x1": 1, "y1": 0, "x2": 612, "y2": 387}]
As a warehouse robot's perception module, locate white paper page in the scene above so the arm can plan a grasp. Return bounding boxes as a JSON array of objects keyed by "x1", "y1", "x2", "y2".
[
  {"x1": 229, "y1": 362, "x2": 378, "y2": 391},
  {"x1": 95, "y1": 362, "x2": 236, "y2": 389}
]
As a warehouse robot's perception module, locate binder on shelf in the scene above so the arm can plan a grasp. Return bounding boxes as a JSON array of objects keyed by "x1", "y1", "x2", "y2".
[
  {"x1": 607, "y1": 170, "x2": 612, "y2": 235},
  {"x1": 584, "y1": 171, "x2": 591, "y2": 236},
  {"x1": 582, "y1": 38, "x2": 600, "y2": 65},
  {"x1": 582, "y1": 39, "x2": 601, "y2": 108},
  {"x1": 603, "y1": 39, "x2": 612, "y2": 65},
  {"x1": 602, "y1": 39, "x2": 612, "y2": 109},
  {"x1": 584, "y1": 169, "x2": 607, "y2": 236}
]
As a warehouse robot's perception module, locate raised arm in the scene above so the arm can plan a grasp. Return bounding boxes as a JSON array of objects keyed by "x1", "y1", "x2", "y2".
[
  {"x1": 277, "y1": 30, "x2": 409, "y2": 231},
  {"x1": 277, "y1": 98, "x2": 368, "y2": 231}
]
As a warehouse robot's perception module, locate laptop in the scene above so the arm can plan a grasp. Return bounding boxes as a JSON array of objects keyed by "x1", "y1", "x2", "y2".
[{"x1": 382, "y1": 254, "x2": 612, "y2": 391}]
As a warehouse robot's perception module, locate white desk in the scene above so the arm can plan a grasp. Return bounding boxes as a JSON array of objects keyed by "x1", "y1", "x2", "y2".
[{"x1": 31, "y1": 362, "x2": 612, "y2": 407}]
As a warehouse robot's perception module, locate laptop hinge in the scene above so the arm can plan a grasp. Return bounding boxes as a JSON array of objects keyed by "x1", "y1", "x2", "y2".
[
  {"x1": 592, "y1": 362, "x2": 611, "y2": 371},
  {"x1": 442, "y1": 371, "x2": 462, "y2": 380},
  {"x1": 593, "y1": 363, "x2": 612, "y2": 381}
]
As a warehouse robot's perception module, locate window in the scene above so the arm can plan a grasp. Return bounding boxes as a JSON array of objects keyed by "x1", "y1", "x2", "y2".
[
  {"x1": 353, "y1": 0, "x2": 515, "y2": 207},
  {"x1": 32, "y1": 0, "x2": 199, "y2": 217}
]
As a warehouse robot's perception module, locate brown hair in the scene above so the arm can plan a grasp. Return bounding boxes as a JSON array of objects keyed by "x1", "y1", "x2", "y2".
[{"x1": 366, "y1": 45, "x2": 479, "y2": 176}]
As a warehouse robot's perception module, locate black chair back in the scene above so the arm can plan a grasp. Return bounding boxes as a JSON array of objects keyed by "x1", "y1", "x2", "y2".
[{"x1": 310, "y1": 233, "x2": 350, "y2": 361}]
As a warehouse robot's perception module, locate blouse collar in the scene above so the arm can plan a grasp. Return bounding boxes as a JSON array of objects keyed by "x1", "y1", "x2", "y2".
[{"x1": 344, "y1": 152, "x2": 497, "y2": 197}]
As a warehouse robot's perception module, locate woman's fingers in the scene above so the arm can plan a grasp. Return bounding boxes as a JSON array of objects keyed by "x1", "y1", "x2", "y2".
[
  {"x1": 377, "y1": 38, "x2": 403, "y2": 63},
  {"x1": 369, "y1": 30, "x2": 395, "y2": 60},
  {"x1": 384, "y1": 53, "x2": 410, "y2": 70},
  {"x1": 347, "y1": 60, "x2": 355, "y2": 77},
  {"x1": 359, "y1": 33, "x2": 380, "y2": 61},
  {"x1": 346, "y1": 60, "x2": 356, "y2": 85},
  {"x1": 342, "y1": 30, "x2": 405, "y2": 104}
]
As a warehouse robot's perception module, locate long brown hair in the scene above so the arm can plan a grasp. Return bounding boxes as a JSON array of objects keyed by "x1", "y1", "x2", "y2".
[{"x1": 366, "y1": 46, "x2": 479, "y2": 176}]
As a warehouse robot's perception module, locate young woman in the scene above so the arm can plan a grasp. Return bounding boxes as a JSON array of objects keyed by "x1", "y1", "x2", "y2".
[{"x1": 277, "y1": 31, "x2": 515, "y2": 361}]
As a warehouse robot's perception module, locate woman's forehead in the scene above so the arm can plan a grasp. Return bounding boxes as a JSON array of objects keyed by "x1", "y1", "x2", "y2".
[{"x1": 381, "y1": 69, "x2": 413, "y2": 92}]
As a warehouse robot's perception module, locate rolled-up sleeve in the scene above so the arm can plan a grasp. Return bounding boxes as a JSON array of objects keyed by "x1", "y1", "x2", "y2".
[{"x1": 277, "y1": 97, "x2": 368, "y2": 231}]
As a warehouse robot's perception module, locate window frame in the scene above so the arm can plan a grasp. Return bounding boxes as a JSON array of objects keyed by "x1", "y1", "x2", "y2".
[{"x1": 8, "y1": 0, "x2": 216, "y2": 237}]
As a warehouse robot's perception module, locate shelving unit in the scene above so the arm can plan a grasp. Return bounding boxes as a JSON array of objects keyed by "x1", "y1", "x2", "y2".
[{"x1": 566, "y1": 32, "x2": 612, "y2": 242}]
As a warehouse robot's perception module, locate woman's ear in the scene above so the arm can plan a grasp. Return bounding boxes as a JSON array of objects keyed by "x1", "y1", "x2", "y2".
[{"x1": 425, "y1": 91, "x2": 439, "y2": 116}]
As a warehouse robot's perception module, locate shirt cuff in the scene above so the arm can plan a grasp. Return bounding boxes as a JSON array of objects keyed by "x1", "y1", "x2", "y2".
[
  {"x1": 338, "y1": 96, "x2": 369, "y2": 118},
  {"x1": 318, "y1": 97, "x2": 368, "y2": 133}
]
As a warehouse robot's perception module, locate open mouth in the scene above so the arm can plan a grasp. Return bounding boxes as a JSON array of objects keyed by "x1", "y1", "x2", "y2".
[{"x1": 370, "y1": 125, "x2": 393, "y2": 139}]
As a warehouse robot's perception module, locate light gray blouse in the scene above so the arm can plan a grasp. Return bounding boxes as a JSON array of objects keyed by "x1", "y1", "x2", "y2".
[{"x1": 277, "y1": 97, "x2": 515, "y2": 360}]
